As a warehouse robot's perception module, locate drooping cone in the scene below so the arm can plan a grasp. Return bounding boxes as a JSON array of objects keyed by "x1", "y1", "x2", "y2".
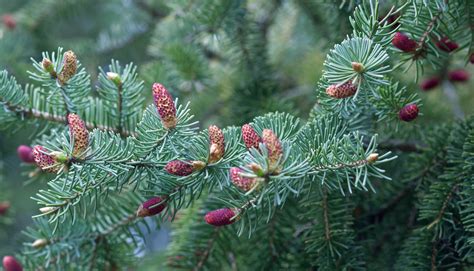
[
  {"x1": 165, "y1": 160, "x2": 194, "y2": 176},
  {"x1": 2, "y1": 256, "x2": 23, "y2": 271},
  {"x1": 1, "y1": 14, "x2": 16, "y2": 30},
  {"x1": 448, "y1": 69, "x2": 470, "y2": 83},
  {"x1": 399, "y1": 104, "x2": 419, "y2": 122},
  {"x1": 0, "y1": 201, "x2": 10, "y2": 215},
  {"x1": 436, "y1": 37, "x2": 458, "y2": 53},
  {"x1": 262, "y1": 129, "x2": 283, "y2": 169},
  {"x1": 326, "y1": 82, "x2": 358, "y2": 99},
  {"x1": 68, "y1": 114, "x2": 89, "y2": 157},
  {"x1": 32, "y1": 146, "x2": 62, "y2": 173},
  {"x1": 241, "y1": 124, "x2": 261, "y2": 150},
  {"x1": 58, "y1": 50, "x2": 77, "y2": 85},
  {"x1": 392, "y1": 32, "x2": 418, "y2": 52},
  {"x1": 208, "y1": 125, "x2": 225, "y2": 163},
  {"x1": 17, "y1": 145, "x2": 35, "y2": 163},
  {"x1": 230, "y1": 167, "x2": 256, "y2": 191},
  {"x1": 205, "y1": 208, "x2": 238, "y2": 227},
  {"x1": 420, "y1": 76, "x2": 440, "y2": 91},
  {"x1": 136, "y1": 197, "x2": 167, "y2": 217},
  {"x1": 152, "y1": 83, "x2": 177, "y2": 129}
]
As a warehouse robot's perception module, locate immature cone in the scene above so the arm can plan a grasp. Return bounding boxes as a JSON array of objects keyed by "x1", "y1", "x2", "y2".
[
  {"x1": 39, "y1": 206, "x2": 58, "y2": 214},
  {"x1": 351, "y1": 62, "x2": 365, "y2": 73},
  {"x1": 152, "y1": 83, "x2": 177, "y2": 129},
  {"x1": 0, "y1": 201, "x2": 10, "y2": 215},
  {"x1": 107, "y1": 72, "x2": 122, "y2": 86},
  {"x1": 68, "y1": 113, "x2": 89, "y2": 157},
  {"x1": 1, "y1": 14, "x2": 16, "y2": 30},
  {"x1": 58, "y1": 50, "x2": 77, "y2": 85},
  {"x1": 17, "y1": 145, "x2": 35, "y2": 163},
  {"x1": 436, "y1": 37, "x2": 458, "y2": 52},
  {"x1": 205, "y1": 208, "x2": 238, "y2": 227},
  {"x1": 241, "y1": 124, "x2": 261, "y2": 150},
  {"x1": 262, "y1": 129, "x2": 283, "y2": 169},
  {"x1": 366, "y1": 153, "x2": 379, "y2": 164},
  {"x1": 2, "y1": 256, "x2": 23, "y2": 271},
  {"x1": 208, "y1": 125, "x2": 225, "y2": 163},
  {"x1": 136, "y1": 197, "x2": 167, "y2": 217},
  {"x1": 420, "y1": 76, "x2": 440, "y2": 91},
  {"x1": 165, "y1": 160, "x2": 194, "y2": 176},
  {"x1": 248, "y1": 163, "x2": 265, "y2": 176},
  {"x1": 32, "y1": 146, "x2": 61, "y2": 173},
  {"x1": 470, "y1": 53, "x2": 474, "y2": 64},
  {"x1": 392, "y1": 32, "x2": 418, "y2": 52},
  {"x1": 448, "y1": 69, "x2": 470, "y2": 83},
  {"x1": 399, "y1": 104, "x2": 419, "y2": 122},
  {"x1": 32, "y1": 239, "x2": 48, "y2": 249},
  {"x1": 326, "y1": 82, "x2": 357, "y2": 99},
  {"x1": 230, "y1": 167, "x2": 256, "y2": 191},
  {"x1": 42, "y1": 58, "x2": 56, "y2": 77}
]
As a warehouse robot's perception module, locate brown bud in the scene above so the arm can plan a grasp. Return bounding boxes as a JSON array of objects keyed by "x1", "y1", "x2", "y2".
[
  {"x1": 32, "y1": 239, "x2": 48, "y2": 249},
  {"x1": 42, "y1": 58, "x2": 56, "y2": 77},
  {"x1": 366, "y1": 153, "x2": 379, "y2": 163},
  {"x1": 39, "y1": 206, "x2": 58, "y2": 214},
  {"x1": 351, "y1": 62, "x2": 365, "y2": 73},
  {"x1": 107, "y1": 72, "x2": 122, "y2": 86}
]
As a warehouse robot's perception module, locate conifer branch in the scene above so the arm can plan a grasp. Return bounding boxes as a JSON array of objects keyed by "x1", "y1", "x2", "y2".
[
  {"x1": 194, "y1": 228, "x2": 219, "y2": 271},
  {"x1": 5, "y1": 103, "x2": 134, "y2": 137},
  {"x1": 426, "y1": 183, "x2": 459, "y2": 230},
  {"x1": 322, "y1": 188, "x2": 331, "y2": 241}
]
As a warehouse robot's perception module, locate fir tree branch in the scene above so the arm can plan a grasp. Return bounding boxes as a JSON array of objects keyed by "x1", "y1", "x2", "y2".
[
  {"x1": 322, "y1": 188, "x2": 331, "y2": 241},
  {"x1": 99, "y1": 213, "x2": 137, "y2": 236},
  {"x1": 314, "y1": 157, "x2": 370, "y2": 171},
  {"x1": 378, "y1": 139, "x2": 426, "y2": 153},
  {"x1": 426, "y1": 183, "x2": 459, "y2": 230},
  {"x1": 416, "y1": 11, "x2": 443, "y2": 51},
  {"x1": 194, "y1": 228, "x2": 219, "y2": 271},
  {"x1": 5, "y1": 103, "x2": 134, "y2": 137},
  {"x1": 431, "y1": 240, "x2": 439, "y2": 271},
  {"x1": 117, "y1": 83, "x2": 124, "y2": 134}
]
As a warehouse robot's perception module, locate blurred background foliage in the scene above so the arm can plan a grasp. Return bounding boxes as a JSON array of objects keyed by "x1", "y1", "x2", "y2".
[{"x1": 0, "y1": 0, "x2": 473, "y2": 269}]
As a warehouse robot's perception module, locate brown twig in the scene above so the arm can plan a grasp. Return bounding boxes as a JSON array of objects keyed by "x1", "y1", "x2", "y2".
[{"x1": 194, "y1": 228, "x2": 219, "y2": 271}]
